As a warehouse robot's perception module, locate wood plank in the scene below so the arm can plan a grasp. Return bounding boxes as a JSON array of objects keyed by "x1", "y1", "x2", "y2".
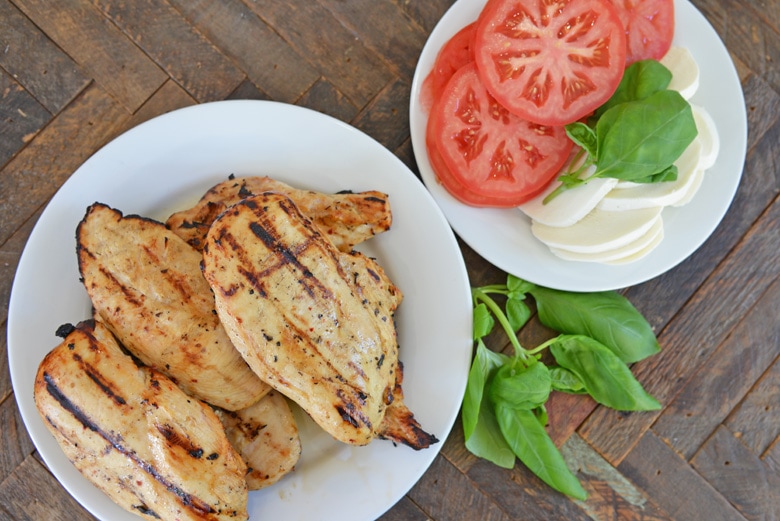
[
  {"x1": 466, "y1": 458, "x2": 592, "y2": 521},
  {"x1": 691, "y1": 425, "x2": 780, "y2": 521},
  {"x1": 0, "y1": 83, "x2": 130, "y2": 246},
  {"x1": 0, "y1": 393, "x2": 36, "y2": 483},
  {"x1": 719, "y1": 0, "x2": 780, "y2": 94},
  {"x1": 579, "y1": 126, "x2": 780, "y2": 465},
  {"x1": 560, "y1": 434, "x2": 674, "y2": 521},
  {"x1": 618, "y1": 431, "x2": 748, "y2": 521},
  {"x1": 0, "y1": 70, "x2": 51, "y2": 169},
  {"x1": 168, "y1": 0, "x2": 320, "y2": 104},
  {"x1": 0, "y1": 324, "x2": 9, "y2": 401},
  {"x1": 725, "y1": 355, "x2": 780, "y2": 456},
  {"x1": 408, "y1": 456, "x2": 511, "y2": 521},
  {"x1": 652, "y1": 276, "x2": 780, "y2": 459},
  {"x1": 12, "y1": 0, "x2": 166, "y2": 113},
  {"x1": 112, "y1": 79, "x2": 197, "y2": 137},
  {"x1": 320, "y1": 0, "x2": 429, "y2": 78},
  {"x1": 241, "y1": 0, "x2": 394, "y2": 107},
  {"x1": 352, "y1": 78, "x2": 413, "y2": 152},
  {"x1": 378, "y1": 496, "x2": 430, "y2": 521},
  {"x1": 0, "y1": 454, "x2": 97, "y2": 521},
  {"x1": 93, "y1": 0, "x2": 245, "y2": 103},
  {"x1": 0, "y1": 0, "x2": 89, "y2": 114},
  {"x1": 392, "y1": 0, "x2": 455, "y2": 34},
  {"x1": 296, "y1": 79, "x2": 360, "y2": 123}
]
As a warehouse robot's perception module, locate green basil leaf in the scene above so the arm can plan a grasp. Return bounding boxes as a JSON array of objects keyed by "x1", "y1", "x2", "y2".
[
  {"x1": 495, "y1": 405, "x2": 588, "y2": 500},
  {"x1": 565, "y1": 122, "x2": 598, "y2": 158},
  {"x1": 507, "y1": 274, "x2": 535, "y2": 298},
  {"x1": 473, "y1": 302, "x2": 495, "y2": 340},
  {"x1": 550, "y1": 335, "x2": 661, "y2": 411},
  {"x1": 595, "y1": 90, "x2": 698, "y2": 182},
  {"x1": 463, "y1": 341, "x2": 516, "y2": 468},
  {"x1": 489, "y1": 358, "x2": 551, "y2": 410},
  {"x1": 628, "y1": 164, "x2": 679, "y2": 184},
  {"x1": 549, "y1": 366, "x2": 587, "y2": 394},
  {"x1": 506, "y1": 298, "x2": 531, "y2": 332},
  {"x1": 594, "y1": 59, "x2": 672, "y2": 119},
  {"x1": 528, "y1": 285, "x2": 660, "y2": 363}
]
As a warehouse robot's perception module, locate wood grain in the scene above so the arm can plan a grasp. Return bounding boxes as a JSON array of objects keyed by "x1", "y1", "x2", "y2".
[{"x1": 1, "y1": 0, "x2": 778, "y2": 518}]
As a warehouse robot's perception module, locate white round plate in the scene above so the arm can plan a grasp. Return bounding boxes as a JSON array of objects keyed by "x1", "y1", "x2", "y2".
[
  {"x1": 8, "y1": 100, "x2": 473, "y2": 521},
  {"x1": 410, "y1": 0, "x2": 747, "y2": 292}
]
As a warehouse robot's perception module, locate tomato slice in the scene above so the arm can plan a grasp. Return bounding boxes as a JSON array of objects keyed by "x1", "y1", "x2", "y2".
[
  {"x1": 428, "y1": 63, "x2": 573, "y2": 207},
  {"x1": 473, "y1": 0, "x2": 627, "y2": 126},
  {"x1": 420, "y1": 22, "x2": 477, "y2": 113},
  {"x1": 608, "y1": 0, "x2": 675, "y2": 65}
]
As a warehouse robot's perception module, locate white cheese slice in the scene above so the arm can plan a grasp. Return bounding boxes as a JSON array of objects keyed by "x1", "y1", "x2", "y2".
[
  {"x1": 598, "y1": 140, "x2": 703, "y2": 211},
  {"x1": 691, "y1": 104, "x2": 719, "y2": 170},
  {"x1": 549, "y1": 217, "x2": 664, "y2": 263},
  {"x1": 671, "y1": 168, "x2": 705, "y2": 207},
  {"x1": 661, "y1": 46, "x2": 700, "y2": 100},
  {"x1": 606, "y1": 225, "x2": 665, "y2": 265},
  {"x1": 518, "y1": 163, "x2": 618, "y2": 228},
  {"x1": 531, "y1": 205, "x2": 663, "y2": 254}
]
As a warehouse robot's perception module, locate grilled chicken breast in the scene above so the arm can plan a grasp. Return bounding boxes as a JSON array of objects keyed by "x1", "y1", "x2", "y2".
[
  {"x1": 201, "y1": 192, "x2": 434, "y2": 447},
  {"x1": 34, "y1": 319, "x2": 248, "y2": 521},
  {"x1": 77, "y1": 203, "x2": 269, "y2": 411},
  {"x1": 215, "y1": 390, "x2": 301, "y2": 490},
  {"x1": 166, "y1": 176, "x2": 392, "y2": 252},
  {"x1": 377, "y1": 362, "x2": 439, "y2": 449}
]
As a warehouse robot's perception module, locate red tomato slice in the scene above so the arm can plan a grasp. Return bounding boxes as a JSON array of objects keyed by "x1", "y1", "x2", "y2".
[
  {"x1": 608, "y1": 0, "x2": 675, "y2": 65},
  {"x1": 427, "y1": 63, "x2": 573, "y2": 207},
  {"x1": 420, "y1": 22, "x2": 477, "y2": 113},
  {"x1": 473, "y1": 0, "x2": 627, "y2": 126}
]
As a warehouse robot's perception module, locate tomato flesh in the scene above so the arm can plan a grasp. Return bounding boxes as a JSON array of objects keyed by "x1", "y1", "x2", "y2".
[
  {"x1": 608, "y1": 0, "x2": 675, "y2": 64},
  {"x1": 421, "y1": 22, "x2": 477, "y2": 113},
  {"x1": 428, "y1": 63, "x2": 573, "y2": 207},
  {"x1": 473, "y1": 0, "x2": 627, "y2": 126}
]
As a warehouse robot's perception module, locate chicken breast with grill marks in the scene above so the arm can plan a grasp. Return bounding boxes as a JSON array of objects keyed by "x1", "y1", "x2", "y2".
[
  {"x1": 34, "y1": 319, "x2": 248, "y2": 521},
  {"x1": 201, "y1": 192, "x2": 436, "y2": 448},
  {"x1": 166, "y1": 175, "x2": 392, "y2": 252},
  {"x1": 77, "y1": 203, "x2": 269, "y2": 411},
  {"x1": 215, "y1": 390, "x2": 301, "y2": 490}
]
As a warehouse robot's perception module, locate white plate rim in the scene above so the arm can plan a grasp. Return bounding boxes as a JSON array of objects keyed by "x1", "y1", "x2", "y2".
[
  {"x1": 409, "y1": 0, "x2": 748, "y2": 292},
  {"x1": 8, "y1": 99, "x2": 474, "y2": 521}
]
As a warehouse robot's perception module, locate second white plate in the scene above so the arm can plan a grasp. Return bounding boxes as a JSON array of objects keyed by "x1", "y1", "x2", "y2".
[{"x1": 410, "y1": 0, "x2": 747, "y2": 292}]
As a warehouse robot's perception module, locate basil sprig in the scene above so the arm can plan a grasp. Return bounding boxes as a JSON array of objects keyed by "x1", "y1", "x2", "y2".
[
  {"x1": 544, "y1": 59, "x2": 698, "y2": 203},
  {"x1": 464, "y1": 275, "x2": 661, "y2": 500}
]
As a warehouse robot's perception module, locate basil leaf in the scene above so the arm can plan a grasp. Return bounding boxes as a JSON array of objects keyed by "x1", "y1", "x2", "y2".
[
  {"x1": 629, "y1": 164, "x2": 679, "y2": 184},
  {"x1": 565, "y1": 122, "x2": 598, "y2": 158},
  {"x1": 506, "y1": 298, "x2": 531, "y2": 332},
  {"x1": 507, "y1": 274, "x2": 535, "y2": 297},
  {"x1": 594, "y1": 59, "x2": 672, "y2": 119},
  {"x1": 463, "y1": 341, "x2": 515, "y2": 468},
  {"x1": 489, "y1": 358, "x2": 551, "y2": 410},
  {"x1": 528, "y1": 285, "x2": 659, "y2": 363},
  {"x1": 473, "y1": 302, "x2": 495, "y2": 340},
  {"x1": 549, "y1": 366, "x2": 587, "y2": 394},
  {"x1": 495, "y1": 405, "x2": 588, "y2": 500},
  {"x1": 550, "y1": 335, "x2": 661, "y2": 411},
  {"x1": 594, "y1": 90, "x2": 698, "y2": 182}
]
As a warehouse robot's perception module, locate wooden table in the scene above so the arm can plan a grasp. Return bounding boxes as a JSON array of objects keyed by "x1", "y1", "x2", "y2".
[{"x1": 1, "y1": 0, "x2": 778, "y2": 519}]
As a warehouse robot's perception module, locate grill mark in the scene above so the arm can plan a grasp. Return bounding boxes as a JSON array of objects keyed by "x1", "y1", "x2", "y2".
[
  {"x1": 96, "y1": 265, "x2": 144, "y2": 307},
  {"x1": 43, "y1": 373, "x2": 217, "y2": 517}
]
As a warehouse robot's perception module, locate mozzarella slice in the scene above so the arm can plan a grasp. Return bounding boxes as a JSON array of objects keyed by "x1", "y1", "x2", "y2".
[
  {"x1": 691, "y1": 104, "x2": 719, "y2": 170},
  {"x1": 661, "y1": 46, "x2": 700, "y2": 100},
  {"x1": 671, "y1": 168, "x2": 705, "y2": 207},
  {"x1": 518, "y1": 163, "x2": 617, "y2": 227},
  {"x1": 531, "y1": 205, "x2": 663, "y2": 254},
  {"x1": 606, "y1": 226, "x2": 665, "y2": 265},
  {"x1": 550, "y1": 217, "x2": 663, "y2": 263},
  {"x1": 598, "y1": 140, "x2": 703, "y2": 211}
]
